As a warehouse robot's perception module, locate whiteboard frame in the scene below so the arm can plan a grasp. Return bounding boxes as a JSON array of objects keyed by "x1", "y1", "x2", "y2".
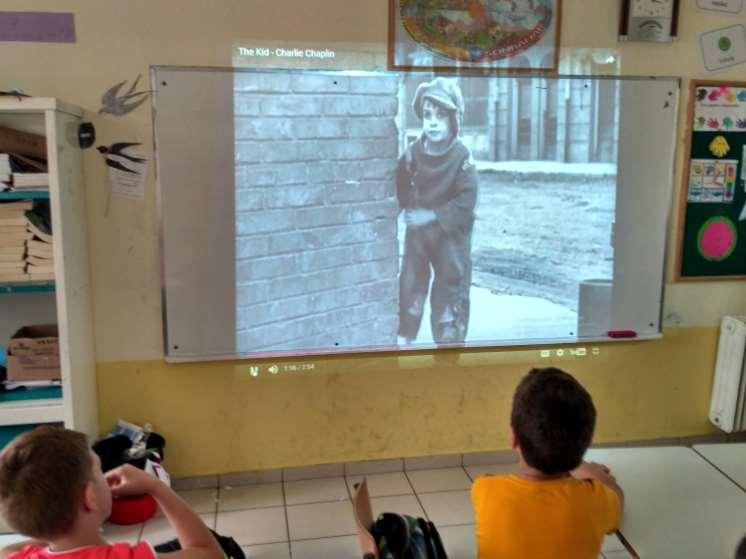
[{"x1": 151, "y1": 66, "x2": 679, "y2": 362}]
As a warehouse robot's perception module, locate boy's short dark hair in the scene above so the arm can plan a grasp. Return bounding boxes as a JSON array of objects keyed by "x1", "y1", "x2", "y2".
[
  {"x1": 511, "y1": 367, "x2": 596, "y2": 475},
  {"x1": 0, "y1": 426, "x2": 93, "y2": 539}
]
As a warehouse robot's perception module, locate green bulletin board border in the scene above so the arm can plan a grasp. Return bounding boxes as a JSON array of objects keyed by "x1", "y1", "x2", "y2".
[{"x1": 676, "y1": 80, "x2": 746, "y2": 281}]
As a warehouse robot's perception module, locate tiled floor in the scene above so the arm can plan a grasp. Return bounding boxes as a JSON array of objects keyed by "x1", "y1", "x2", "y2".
[{"x1": 85, "y1": 461, "x2": 632, "y2": 559}]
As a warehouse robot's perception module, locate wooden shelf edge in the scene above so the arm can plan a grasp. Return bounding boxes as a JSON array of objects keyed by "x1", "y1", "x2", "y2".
[
  {"x1": 0, "y1": 191, "x2": 50, "y2": 200},
  {"x1": 0, "y1": 282, "x2": 55, "y2": 294},
  {"x1": 0, "y1": 399, "x2": 64, "y2": 426},
  {"x1": 0, "y1": 98, "x2": 83, "y2": 117}
]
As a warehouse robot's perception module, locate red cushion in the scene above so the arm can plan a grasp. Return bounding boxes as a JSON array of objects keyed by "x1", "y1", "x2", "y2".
[{"x1": 108, "y1": 494, "x2": 157, "y2": 525}]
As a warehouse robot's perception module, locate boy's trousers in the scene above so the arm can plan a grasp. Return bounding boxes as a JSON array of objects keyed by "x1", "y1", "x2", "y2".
[{"x1": 399, "y1": 220, "x2": 472, "y2": 344}]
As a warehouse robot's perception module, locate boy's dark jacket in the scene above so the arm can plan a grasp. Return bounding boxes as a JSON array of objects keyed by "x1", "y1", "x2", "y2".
[{"x1": 396, "y1": 136, "x2": 477, "y2": 236}]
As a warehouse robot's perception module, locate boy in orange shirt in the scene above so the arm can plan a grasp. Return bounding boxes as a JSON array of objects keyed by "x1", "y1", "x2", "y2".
[
  {"x1": 0, "y1": 427, "x2": 222, "y2": 559},
  {"x1": 471, "y1": 367, "x2": 624, "y2": 559}
]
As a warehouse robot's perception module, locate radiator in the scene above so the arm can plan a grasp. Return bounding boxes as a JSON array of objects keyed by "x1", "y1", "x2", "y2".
[{"x1": 710, "y1": 316, "x2": 746, "y2": 433}]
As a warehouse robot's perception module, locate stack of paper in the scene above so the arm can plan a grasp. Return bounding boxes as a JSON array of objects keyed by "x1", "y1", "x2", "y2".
[
  {"x1": 24, "y1": 204, "x2": 53, "y2": 281},
  {"x1": 0, "y1": 200, "x2": 33, "y2": 281}
]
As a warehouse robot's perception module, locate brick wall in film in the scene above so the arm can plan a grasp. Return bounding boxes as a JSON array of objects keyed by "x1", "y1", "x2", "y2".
[{"x1": 233, "y1": 72, "x2": 400, "y2": 352}]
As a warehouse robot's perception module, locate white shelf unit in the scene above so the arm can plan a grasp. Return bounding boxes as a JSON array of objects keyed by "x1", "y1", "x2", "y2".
[{"x1": 0, "y1": 97, "x2": 98, "y2": 438}]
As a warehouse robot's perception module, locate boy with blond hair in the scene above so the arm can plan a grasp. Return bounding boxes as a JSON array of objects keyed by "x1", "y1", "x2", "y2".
[{"x1": 0, "y1": 426, "x2": 222, "y2": 559}]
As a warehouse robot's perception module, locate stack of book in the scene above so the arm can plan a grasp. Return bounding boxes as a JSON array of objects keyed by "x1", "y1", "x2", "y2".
[
  {"x1": 0, "y1": 125, "x2": 49, "y2": 192},
  {"x1": 25, "y1": 203, "x2": 54, "y2": 281},
  {"x1": 0, "y1": 153, "x2": 49, "y2": 192},
  {"x1": 0, "y1": 200, "x2": 33, "y2": 282},
  {"x1": 0, "y1": 155, "x2": 10, "y2": 189}
]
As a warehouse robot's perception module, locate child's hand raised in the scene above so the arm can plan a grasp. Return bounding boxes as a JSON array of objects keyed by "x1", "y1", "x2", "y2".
[
  {"x1": 405, "y1": 208, "x2": 437, "y2": 227},
  {"x1": 105, "y1": 464, "x2": 159, "y2": 497}
]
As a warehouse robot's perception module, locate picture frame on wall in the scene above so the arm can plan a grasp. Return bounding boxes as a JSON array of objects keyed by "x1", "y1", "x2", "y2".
[{"x1": 388, "y1": 0, "x2": 562, "y2": 73}]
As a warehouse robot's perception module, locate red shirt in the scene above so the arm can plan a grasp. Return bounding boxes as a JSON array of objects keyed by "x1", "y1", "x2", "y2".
[{"x1": 10, "y1": 543, "x2": 156, "y2": 559}]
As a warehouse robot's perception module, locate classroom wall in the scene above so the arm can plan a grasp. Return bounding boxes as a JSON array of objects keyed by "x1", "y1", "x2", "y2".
[{"x1": 2, "y1": 0, "x2": 746, "y2": 476}]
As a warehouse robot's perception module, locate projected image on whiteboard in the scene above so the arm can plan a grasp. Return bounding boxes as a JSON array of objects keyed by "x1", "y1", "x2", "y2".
[{"x1": 232, "y1": 73, "x2": 617, "y2": 354}]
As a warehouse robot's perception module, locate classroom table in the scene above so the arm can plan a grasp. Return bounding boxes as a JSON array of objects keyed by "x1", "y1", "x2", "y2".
[
  {"x1": 586, "y1": 446, "x2": 746, "y2": 559},
  {"x1": 694, "y1": 443, "x2": 746, "y2": 491}
]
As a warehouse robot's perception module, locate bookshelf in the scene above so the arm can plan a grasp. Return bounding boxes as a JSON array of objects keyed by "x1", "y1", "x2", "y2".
[
  {"x1": 0, "y1": 191, "x2": 50, "y2": 201},
  {"x1": 0, "y1": 97, "x2": 98, "y2": 439}
]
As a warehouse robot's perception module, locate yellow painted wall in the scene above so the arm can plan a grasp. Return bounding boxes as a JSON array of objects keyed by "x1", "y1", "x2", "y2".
[
  {"x1": 98, "y1": 328, "x2": 719, "y2": 477},
  {"x1": 2, "y1": 1, "x2": 746, "y2": 476}
]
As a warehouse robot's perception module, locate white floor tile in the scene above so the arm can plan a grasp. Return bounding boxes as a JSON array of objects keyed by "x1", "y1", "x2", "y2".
[
  {"x1": 240, "y1": 542, "x2": 291, "y2": 559},
  {"x1": 370, "y1": 494, "x2": 426, "y2": 519},
  {"x1": 286, "y1": 501, "x2": 357, "y2": 540},
  {"x1": 175, "y1": 488, "x2": 220, "y2": 514},
  {"x1": 462, "y1": 450, "x2": 516, "y2": 466},
  {"x1": 346, "y1": 472, "x2": 413, "y2": 497},
  {"x1": 102, "y1": 521, "x2": 143, "y2": 544},
  {"x1": 284, "y1": 477, "x2": 349, "y2": 506},
  {"x1": 601, "y1": 532, "x2": 627, "y2": 552},
  {"x1": 141, "y1": 513, "x2": 214, "y2": 545},
  {"x1": 404, "y1": 454, "x2": 462, "y2": 471},
  {"x1": 290, "y1": 535, "x2": 360, "y2": 559},
  {"x1": 407, "y1": 468, "x2": 472, "y2": 493},
  {"x1": 220, "y1": 470, "x2": 282, "y2": 487},
  {"x1": 171, "y1": 475, "x2": 218, "y2": 491},
  {"x1": 219, "y1": 483, "x2": 284, "y2": 511},
  {"x1": 216, "y1": 507, "x2": 287, "y2": 546},
  {"x1": 418, "y1": 491, "x2": 474, "y2": 526},
  {"x1": 284, "y1": 463, "x2": 344, "y2": 481},
  {"x1": 438, "y1": 524, "x2": 476, "y2": 559},
  {"x1": 604, "y1": 551, "x2": 634, "y2": 558},
  {"x1": 345, "y1": 459, "x2": 403, "y2": 476},
  {"x1": 464, "y1": 462, "x2": 518, "y2": 480}
]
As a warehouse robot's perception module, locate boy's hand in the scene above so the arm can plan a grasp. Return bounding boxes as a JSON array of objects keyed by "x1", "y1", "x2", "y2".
[
  {"x1": 405, "y1": 208, "x2": 437, "y2": 227},
  {"x1": 105, "y1": 464, "x2": 159, "y2": 497},
  {"x1": 570, "y1": 461, "x2": 612, "y2": 481}
]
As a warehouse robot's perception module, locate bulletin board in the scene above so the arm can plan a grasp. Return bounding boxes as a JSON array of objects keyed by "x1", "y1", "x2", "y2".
[{"x1": 677, "y1": 80, "x2": 746, "y2": 280}]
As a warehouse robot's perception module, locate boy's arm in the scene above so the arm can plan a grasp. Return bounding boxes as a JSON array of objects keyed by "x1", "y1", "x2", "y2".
[
  {"x1": 0, "y1": 539, "x2": 46, "y2": 559},
  {"x1": 396, "y1": 149, "x2": 414, "y2": 209},
  {"x1": 571, "y1": 460, "x2": 625, "y2": 512},
  {"x1": 434, "y1": 155, "x2": 478, "y2": 235},
  {"x1": 105, "y1": 465, "x2": 222, "y2": 559}
]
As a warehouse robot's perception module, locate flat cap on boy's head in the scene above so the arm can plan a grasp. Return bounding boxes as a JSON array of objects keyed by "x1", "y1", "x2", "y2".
[
  {"x1": 511, "y1": 367, "x2": 596, "y2": 475},
  {"x1": 412, "y1": 77, "x2": 465, "y2": 121}
]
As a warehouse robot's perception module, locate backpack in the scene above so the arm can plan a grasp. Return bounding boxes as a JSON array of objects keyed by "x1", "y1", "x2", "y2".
[{"x1": 372, "y1": 512, "x2": 448, "y2": 559}]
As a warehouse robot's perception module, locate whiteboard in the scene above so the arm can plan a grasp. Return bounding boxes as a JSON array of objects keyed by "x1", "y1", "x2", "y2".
[{"x1": 152, "y1": 66, "x2": 679, "y2": 361}]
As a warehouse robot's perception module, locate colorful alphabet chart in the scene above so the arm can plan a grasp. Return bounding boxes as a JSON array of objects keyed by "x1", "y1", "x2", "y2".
[{"x1": 678, "y1": 81, "x2": 746, "y2": 279}]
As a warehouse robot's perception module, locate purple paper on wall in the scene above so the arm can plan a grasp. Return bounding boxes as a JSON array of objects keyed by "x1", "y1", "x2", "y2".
[{"x1": 0, "y1": 11, "x2": 76, "y2": 43}]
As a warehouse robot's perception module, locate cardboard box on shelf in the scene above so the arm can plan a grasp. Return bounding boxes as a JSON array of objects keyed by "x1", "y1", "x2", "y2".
[{"x1": 7, "y1": 324, "x2": 60, "y2": 381}]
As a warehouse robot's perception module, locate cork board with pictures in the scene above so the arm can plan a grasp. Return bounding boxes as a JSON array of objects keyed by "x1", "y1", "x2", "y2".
[{"x1": 677, "y1": 80, "x2": 746, "y2": 280}]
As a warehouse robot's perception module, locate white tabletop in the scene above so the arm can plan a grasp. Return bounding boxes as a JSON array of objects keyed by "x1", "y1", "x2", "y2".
[
  {"x1": 586, "y1": 446, "x2": 746, "y2": 559},
  {"x1": 694, "y1": 443, "x2": 746, "y2": 490}
]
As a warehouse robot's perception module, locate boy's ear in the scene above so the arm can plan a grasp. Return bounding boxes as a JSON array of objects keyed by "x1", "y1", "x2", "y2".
[
  {"x1": 510, "y1": 427, "x2": 518, "y2": 450},
  {"x1": 82, "y1": 481, "x2": 98, "y2": 512}
]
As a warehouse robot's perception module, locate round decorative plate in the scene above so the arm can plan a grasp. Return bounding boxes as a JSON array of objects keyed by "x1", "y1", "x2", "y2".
[
  {"x1": 697, "y1": 216, "x2": 737, "y2": 262},
  {"x1": 399, "y1": 0, "x2": 555, "y2": 63}
]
